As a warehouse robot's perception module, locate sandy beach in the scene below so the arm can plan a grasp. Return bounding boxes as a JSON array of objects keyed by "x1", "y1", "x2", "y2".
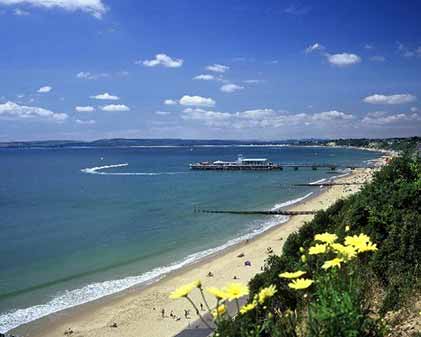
[{"x1": 13, "y1": 157, "x2": 389, "y2": 337}]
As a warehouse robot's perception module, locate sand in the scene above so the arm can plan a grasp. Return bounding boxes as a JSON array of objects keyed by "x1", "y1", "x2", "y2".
[{"x1": 13, "y1": 158, "x2": 388, "y2": 337}]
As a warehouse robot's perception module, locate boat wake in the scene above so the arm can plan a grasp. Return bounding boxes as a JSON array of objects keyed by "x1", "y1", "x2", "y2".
[
  {"x1": 0, "y1": 192, "x2": 315, "y2": 333},
  {"x1": 81, "y1": 163, "x2": 187, "y2": 176}
]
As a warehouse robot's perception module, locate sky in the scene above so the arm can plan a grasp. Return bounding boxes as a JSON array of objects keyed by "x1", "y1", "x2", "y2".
[{"x1": 0, "y1": 0, "x2": 421, "y2": 141}]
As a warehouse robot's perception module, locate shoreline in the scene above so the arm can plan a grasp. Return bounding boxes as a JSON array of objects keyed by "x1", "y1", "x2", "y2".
[{"x1": 11, "y1": 152, "x2": 390, "y2": 337}]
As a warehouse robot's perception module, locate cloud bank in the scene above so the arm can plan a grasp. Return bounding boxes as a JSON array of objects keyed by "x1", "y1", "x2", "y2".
[
  {"x1": 0, "y1": 101, "x2": 68, "y2": 121},
  {"x1": 0, "y1": 0, "x2": 108, "y2": 18}
]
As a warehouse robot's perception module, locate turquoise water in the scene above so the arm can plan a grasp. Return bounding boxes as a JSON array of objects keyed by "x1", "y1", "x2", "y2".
[{"x1": 0, "y1": 145, "x2": 380, "y2": 332}]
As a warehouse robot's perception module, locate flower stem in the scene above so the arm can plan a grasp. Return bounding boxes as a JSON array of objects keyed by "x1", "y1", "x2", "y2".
[
  {"x1": 186, "y1": 296, "x2": 213, "y2": 330},
  {"x1": 199, "y1": 287, "x2": 212, "y2": 312},
  {"x1": 235, "y1": 298, "x2": 240, "y2": 313}
]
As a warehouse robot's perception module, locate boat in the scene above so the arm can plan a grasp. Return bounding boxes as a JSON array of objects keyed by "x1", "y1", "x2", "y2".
[{"x1": 189, "y1": 155, "x2": 280, "y2": 170}]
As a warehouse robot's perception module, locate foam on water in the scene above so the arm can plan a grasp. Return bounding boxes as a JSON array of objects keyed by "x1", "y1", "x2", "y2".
[
  {"x1": 81, "y1": 163, "x2": 187, "y2": 176},
  {"x1": 309, "y1": 170, "x2": 351, "y2": 185},
  {"x1": 271, "y1": 192, "x2": 313, "y2": 210},
  {"x1": 0, "y1": 192, "x2": 314, "y2": 333}
]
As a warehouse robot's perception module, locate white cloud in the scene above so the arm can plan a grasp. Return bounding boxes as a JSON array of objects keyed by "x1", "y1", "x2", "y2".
[
  {"x1": 220, "y1": 83, "x2": 244, "y2": 93},
  {"x1": 164, "y1": 99, "x2": 178, "y2": 105},
  {"x1": 366, "y1": 111, "x2": 387, "y2": 118},
  {"x1": 243, "y1": 79, "x2": 264, "y2": 84},
  {"x1": 312, "y1": 110, "x2": 354, "y2": 121},
  {"x1": 180, "y1": 107, "x2": 353, "y2": 129},
  {"x1": 140, "y1": 53, "x2": 183, "y2": 68},
  {"x1": 284, "y1": 4, "x2": 311, "y2": 15},
  {"x1": 396, "y1": 42, "x2": 420, "y2": 58},
  {"x1": 370, "y1": 56, "x2": 385, "y2": 62},
  {"x1": 76, "y1": 119, "x2": 96, "y2": 125},
  {"x1": 305, "y1": 42, "x2": 324, "y2": 54},
  {"x1": 179, "y1": 95, "x2": 216, "y2": 107},
  {"x1": 206, "y1": 64, "x2": 229, "y2": 73},
  {"x1": 363, "y1": 94, "x2": 416, "y2": 105},
  {"x1": 13, "y1": 8, "x2": 29, "y2": 15},
  {"x1": 155, "y1": 111, "x2": 171, "y2": 116},
  {"x1": 75, "y1": 106, "x2": 95, "y2": 112},
  {"x1": 90, "y1": 92, "x2": 119, "y2": 100},
  {"x1": 362, "y1": 112, "x2": 421, "y2": 125},
  {"x1": 326, "y1": 53, "x2": 361, "y2": 66},
  {"x1": 364, "y1": 44, "x2": 374, "y2": 50},
  {"x1": 193, "y1": 74, "x2": 215, "y2": 81},
  {"x1": 101, "y1": 104, "x2": 130, "y2": 112},
  {"x1": 37, "y1": 85, "x2": 52, "y2": 93},
  {"x1": 236, "y1": 109, "x2": 275, "y2": 119},
  {"x1": 118, "y1": 70, "x2": 129, "y2": 76},
  {"x1": 410, "y1": 107, "x2": 420, "y2": 113},
  {"x1": 0, "y1": 0, "x2": 107, "y2": 18},
  {"x1": 0, "y1": 101, "x2": 68, "y2": 121},
  {"x1": 182, "y1": 108, "x2": 231, "y2": 126},
  {"x1": 76, "y1": 71, "x2": 109, "y2": 80}
]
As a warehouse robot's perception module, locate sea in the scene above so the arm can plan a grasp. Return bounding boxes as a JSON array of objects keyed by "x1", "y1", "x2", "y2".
[{"x1": 0, "y1": 145, "x2": 381, "y2": 332}]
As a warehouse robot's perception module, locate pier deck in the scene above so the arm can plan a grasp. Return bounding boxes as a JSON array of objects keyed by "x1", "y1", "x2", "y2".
[{"x1": 190, "y1": 163, "x2": 362, "y2": 171}]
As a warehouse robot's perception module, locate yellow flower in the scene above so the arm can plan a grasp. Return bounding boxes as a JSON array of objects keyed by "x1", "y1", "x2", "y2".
[
  {"x1": 257, "y1": 284, "x2": 277, "y2": 304},
  {"x1": 212, "y1": 304, "x2": 226, "y2": 318},
  {"x1": 345, "y1": 225, "x2": 350, "y2": 232},
  {"x1": 192, "y1": 279, "x2": 202, "y2": 288},
  {"x1": 308, "y1": 243, "x2": 328, "y2": 255},
  {"x1": 288, "y1": 278, "x2": 314, "y2": 290},
  {"x1": 169, "y1": 282, "x2": 196, "y2": 299},
  {"x1": 240, "y1": 302, "x2": 257, "y2": 315},
  {"x1": 206, "y1": 287, "x2": 229, "y2": 300},
  {"x1": 279, "y1": 270, "x2": 307, "y2": 279},
  {"x1": 223, "y1": 283, "x2": 249, "y2": 300},
  {"x1": 314, "y1": 232, "x2": 338, "y2": 244},
  {"x1": 357, "y1": 242, "x2": 378, "y2": 253},
  {"x1": 345, "y1": 233, "x2": 377, "y2": 253},
  {"x1": 344, "y1": 233, "x2": 370, "y2": 247},
  {"x1": 322, "y1": 257, "x2": 343, "y2": 270},
  {"x1": 301, "y1": 255, "x2": 307, "y2": 263},
  {"x1": 331, "y1": 243, "x2": 357, "y2": 260}
]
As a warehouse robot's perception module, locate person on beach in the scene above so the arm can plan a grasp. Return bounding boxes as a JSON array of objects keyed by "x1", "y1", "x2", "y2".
[{"x1": 161, "y1": 308, "x2": 165, "y2": 318}]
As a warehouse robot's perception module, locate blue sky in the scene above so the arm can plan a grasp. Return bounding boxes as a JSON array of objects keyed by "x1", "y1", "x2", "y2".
[{"x1": 0, "y1": 0, "x2": 420, "y2": 141}]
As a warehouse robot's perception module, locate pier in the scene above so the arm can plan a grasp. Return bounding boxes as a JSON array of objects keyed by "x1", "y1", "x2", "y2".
[
  {"x1": 189, "y1": 155, "x2": 367, "y2": 171},
  {"x1": 191, "y1": 162, "x2": 362, "y2": 171}
]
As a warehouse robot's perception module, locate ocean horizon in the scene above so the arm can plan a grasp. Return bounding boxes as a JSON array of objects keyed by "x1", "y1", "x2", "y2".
[{"x1": 0, "y1": 145, "x2": 380, "y2": 332}]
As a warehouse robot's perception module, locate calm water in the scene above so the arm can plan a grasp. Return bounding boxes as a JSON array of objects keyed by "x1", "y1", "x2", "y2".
[{"x1": 0, "y1": 145, "x2": 380, "y2": 332}]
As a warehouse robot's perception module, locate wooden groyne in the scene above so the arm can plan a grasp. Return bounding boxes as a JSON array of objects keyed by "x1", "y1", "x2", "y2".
[{"x1": 195, "y1": 209, "x2": 317, "y2": 216}]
